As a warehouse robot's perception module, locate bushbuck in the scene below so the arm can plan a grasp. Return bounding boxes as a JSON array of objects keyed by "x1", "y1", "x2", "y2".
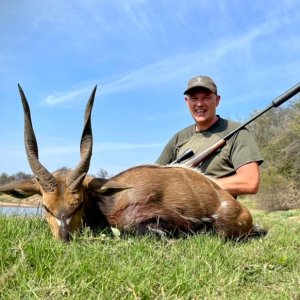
[{"x1": 0, "y1": 85, "x2": 267, "y2": 242}]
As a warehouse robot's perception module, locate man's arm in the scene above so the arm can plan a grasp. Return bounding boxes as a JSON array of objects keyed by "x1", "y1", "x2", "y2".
[
  {"x1": 156, "y1": 135, "x2": 178, "y2": 165},
  {"x1": 213, "y1": 162, "x2": 260, "y2": 197}
]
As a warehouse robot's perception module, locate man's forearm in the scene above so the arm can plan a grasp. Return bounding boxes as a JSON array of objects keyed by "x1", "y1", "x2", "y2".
[{"x1": 213, "y1": 162, "x2": 260, "y2": 197}]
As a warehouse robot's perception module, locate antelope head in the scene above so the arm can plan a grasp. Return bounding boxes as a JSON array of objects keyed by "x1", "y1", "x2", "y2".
[{"x1": 1, "y1": 85, "x2": 97, "y2": 241}]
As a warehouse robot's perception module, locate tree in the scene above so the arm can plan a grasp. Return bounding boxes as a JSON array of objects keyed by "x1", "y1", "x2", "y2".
[
  {"x1": 96, "y1": 169, "x2": 111, "y2": 179},
  {"x1": 0, "y1": 173, "x2": 10, "y2": 185},
  {"x1": 249, "y1": 98, "x2": 300, "y2": 210},
  {"x1": 0, "y1": 172, "x2": 33, "y2": 185}
]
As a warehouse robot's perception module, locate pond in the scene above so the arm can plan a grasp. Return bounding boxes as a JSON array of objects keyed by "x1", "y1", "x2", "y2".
[{"x1": 0, "y1": 205, "x2": 43, "y2": 216}]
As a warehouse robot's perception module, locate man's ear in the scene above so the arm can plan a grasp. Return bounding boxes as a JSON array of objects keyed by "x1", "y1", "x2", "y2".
[{"x1": 215, "y1": 95, "x2": 221, "y2": 107}]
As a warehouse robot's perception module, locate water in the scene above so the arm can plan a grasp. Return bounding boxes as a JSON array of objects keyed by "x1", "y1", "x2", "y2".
[{"x1": 0, "y1": 205, "x2": 43, "y2": 216}]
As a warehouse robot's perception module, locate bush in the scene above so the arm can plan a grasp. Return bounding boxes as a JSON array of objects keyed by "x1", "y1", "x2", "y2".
[
  {"x1": 250, "y1": 98, "x2": 300, "y2": 210},
  {"x1": 0, "y1": 172, "x2": 33, "y2": 185},
  {"x1": 256, "y1": 169, "x2": 300, "y2": 211}
]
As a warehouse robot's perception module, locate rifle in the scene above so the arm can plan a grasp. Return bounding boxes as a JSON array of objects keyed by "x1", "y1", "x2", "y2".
[{"x1": 172, "y1": 82, "x2": 300, "y2": 168}]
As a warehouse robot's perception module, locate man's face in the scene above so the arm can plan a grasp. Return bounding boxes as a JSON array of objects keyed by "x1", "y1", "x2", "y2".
[{"x1": 185, "y1": 89, "x2": 220, "y2": 130}]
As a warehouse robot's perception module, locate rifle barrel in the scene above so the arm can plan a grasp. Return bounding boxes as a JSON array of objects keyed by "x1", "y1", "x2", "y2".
[
  {"x1": 223, "y1": 81, "x2": 300, "y2": 141},
  {"x1": 272, "y1": 82, "x2": 300, "y2": 107}
]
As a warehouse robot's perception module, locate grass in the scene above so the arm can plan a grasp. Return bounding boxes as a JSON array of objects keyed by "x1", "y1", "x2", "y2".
[{"x1": 1, "y1": 203, "x2": 300, "y2": 299}]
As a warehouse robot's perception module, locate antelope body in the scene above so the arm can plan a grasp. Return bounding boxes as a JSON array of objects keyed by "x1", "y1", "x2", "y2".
[{"x1": 0, "y1": 86, "x2": 267, "y2": 241}]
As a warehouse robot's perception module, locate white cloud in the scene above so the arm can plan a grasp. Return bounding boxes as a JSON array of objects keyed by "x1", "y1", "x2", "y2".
[
  {"x1": 43, "y1": 145, "x2": 78, "y2": 154},
  {"x1": 41, "y1": 142, "x2": 163, "y2": 155},
  {"x1": 40, "y1": 16, "x2": 289, "y2": 106},
  {"x1": 93, "y1": 142, "x2": 163, "y2": 151},
  {"x1": 42, "y1": 86, "x2": 92, "y2": 106}
]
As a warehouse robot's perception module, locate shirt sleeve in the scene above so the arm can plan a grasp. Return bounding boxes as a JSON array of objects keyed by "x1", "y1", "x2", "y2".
[
  {"x1": 156, "y1": 135, "x2": 177, "y2": 165},
  {"x1": 229, "y1": 128, "x2": 264, "y2": 170}
]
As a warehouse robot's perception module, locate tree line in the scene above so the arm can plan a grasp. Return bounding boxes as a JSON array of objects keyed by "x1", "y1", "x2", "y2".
[
  {"x1": 249, "y1": 97, "x2": 300, "y2": 210},
  {"x1": 0, "y1": 169, "x2": 111, "y2": 185},
  {"x1": 0, "y1": 172, "x2": 33, "y2": 185}
]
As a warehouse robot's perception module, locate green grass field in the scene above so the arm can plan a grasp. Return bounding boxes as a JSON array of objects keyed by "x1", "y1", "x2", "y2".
[{"x1": 1, "y1": 202, "x2": 300, "y2": 299}]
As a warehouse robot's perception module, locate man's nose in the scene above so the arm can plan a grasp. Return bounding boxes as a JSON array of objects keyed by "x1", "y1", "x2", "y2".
[{"x1": 195, "y1": 99, "x2": 205, "y2": 105}]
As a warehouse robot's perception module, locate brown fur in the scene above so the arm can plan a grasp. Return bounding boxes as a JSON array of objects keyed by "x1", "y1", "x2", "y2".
[{"x1": 96, "y1": 164, "x2": 264, "y2": 239}]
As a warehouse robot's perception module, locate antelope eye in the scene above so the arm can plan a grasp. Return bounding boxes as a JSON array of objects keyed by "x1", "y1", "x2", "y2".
[
  {"x1": 72, "y1": 192, "x2": 81, "y2": 201},
  {"x1": 43, "y1": 204, "x2": 55, "y2": 217}
]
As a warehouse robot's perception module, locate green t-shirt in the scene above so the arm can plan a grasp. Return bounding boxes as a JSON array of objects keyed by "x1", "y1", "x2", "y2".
[{"x1": 156, "y1": 117, "x2": 263, "y2": 178}]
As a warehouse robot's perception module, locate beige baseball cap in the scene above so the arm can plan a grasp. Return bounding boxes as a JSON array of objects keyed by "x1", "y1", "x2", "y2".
[{"x1": 184, "y1": 75, "x2": 217, "y2": 95}]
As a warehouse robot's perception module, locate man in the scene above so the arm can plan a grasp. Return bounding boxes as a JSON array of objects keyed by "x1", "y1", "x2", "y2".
[{"x1": 156, "y1": 75, "x2": 263, "y2": 197}]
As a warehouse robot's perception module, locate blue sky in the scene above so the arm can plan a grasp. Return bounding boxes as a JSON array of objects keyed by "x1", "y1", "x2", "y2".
[{"x1": 1, "y1": 0, "x2": 300, "y2": 176}]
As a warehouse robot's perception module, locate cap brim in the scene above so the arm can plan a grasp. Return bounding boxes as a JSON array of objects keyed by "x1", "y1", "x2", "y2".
[{"x1": 184, "y1": 86, "x2": 213, "y2": 95}]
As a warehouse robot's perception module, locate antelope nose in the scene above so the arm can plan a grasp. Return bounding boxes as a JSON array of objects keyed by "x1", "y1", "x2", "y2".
[
  {"x1": 58, "y1": 211, "x2": 67, "y2": 221},
  {"x1": 57, "y1": 210, "x2": 71, "y2": 242},
  {"x1": 60, "y1": 226, "x2": 71, "y2": 242}
]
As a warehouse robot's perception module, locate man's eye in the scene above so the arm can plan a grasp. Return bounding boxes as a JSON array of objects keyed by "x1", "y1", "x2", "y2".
[{"x1": 203, "y1": 96, "x2": 213, "y2": 101}]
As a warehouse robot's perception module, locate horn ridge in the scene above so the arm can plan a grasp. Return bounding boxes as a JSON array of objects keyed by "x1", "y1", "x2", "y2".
[
  {"x1": 67, "y1": 86, "x2": 97, "y2": 191},
  {"x1": 18, "y1": 84, "x2": 57, "y2": 192}
]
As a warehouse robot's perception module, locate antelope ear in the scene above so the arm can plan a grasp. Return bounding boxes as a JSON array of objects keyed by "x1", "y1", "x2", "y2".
[
  {"x1": 0, "y1": 179, "x2": 41, "y2": 198},
  {"x1": 84, "y1": 177, "x2": 130, "y2": 194},
  {"x1": 84, "y1": 176, "x2": 109, "y2": 190},
  {"x1": 98, "y1": 180, "x2": 131, "y2": 194},
  {"x1": 83, "y1": 176, "x2": 131, "y2": 194}
]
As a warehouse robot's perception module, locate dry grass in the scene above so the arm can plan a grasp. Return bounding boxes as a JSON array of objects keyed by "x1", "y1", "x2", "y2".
[
  {"x1": 255, "y1": 180, "x2": 300, "y2": 212},
  {"x1": 1, "y1": 206, "x2": 300, "y2": 299},
  {"x1": 0, "y1": 194, "x2": 41, "y2": 207}
]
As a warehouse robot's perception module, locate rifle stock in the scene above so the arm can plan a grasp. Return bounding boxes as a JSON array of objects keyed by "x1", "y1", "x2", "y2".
[
  {"x1": 179, "y1": 81, "x2": 300, "y2": 168},
  {"x1": 184, "y1": 139, "x2": 226, "y2": 168}
]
